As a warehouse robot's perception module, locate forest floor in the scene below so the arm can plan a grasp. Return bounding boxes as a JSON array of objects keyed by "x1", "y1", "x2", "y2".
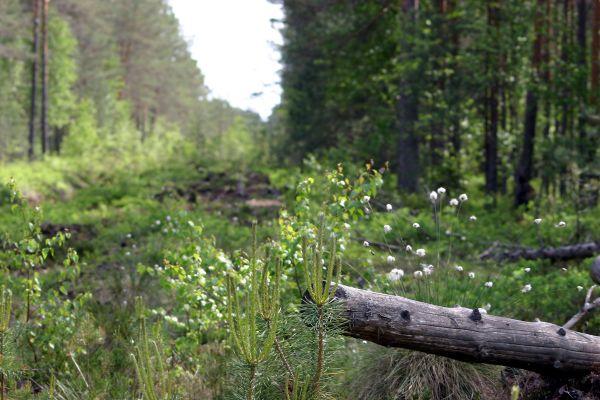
[{"x1": 1, "y1": 155, "x2": 599, "y2": 398}]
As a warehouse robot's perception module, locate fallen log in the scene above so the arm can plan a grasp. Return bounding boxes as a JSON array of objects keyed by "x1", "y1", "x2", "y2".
[
  {"x1": 480, "y1": 241, "x2": 599, "y2": 262},
  {"x1": 334, "y1": 284, "x2": 600, "y2": 374}
]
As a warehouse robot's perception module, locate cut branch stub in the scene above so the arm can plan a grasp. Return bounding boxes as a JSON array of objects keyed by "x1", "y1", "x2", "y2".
[{"x1": 333, "y1": 284, "x2": 600, "y2": 375}]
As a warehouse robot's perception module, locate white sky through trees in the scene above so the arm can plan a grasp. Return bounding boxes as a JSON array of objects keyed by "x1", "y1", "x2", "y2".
[{"x1": 169, "y1": 0, "x2": 283, "y2": 120}]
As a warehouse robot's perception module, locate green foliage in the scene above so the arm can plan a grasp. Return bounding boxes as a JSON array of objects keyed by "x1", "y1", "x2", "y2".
[
  {"x1": 206, "y1": 116, "x2": 261, "y2": 172},
  {"x1": 48, "y1": 12, "x2": 77, "y2": 131},
  {"x1": 278, "y1": 0, "x2": 598, "y2": 201},
  {"x1": 61, "y1": 99, "x2": 99, "y2": 157},
  {"x1": 0, "y1": 180, "x2": 94, "y2": 394},
  {"x1": 131, "y1": 298, "x2": 175, "y2": 400},
  {"x1": 226, "y1": 226, "x2": 280, "y2": 399}
]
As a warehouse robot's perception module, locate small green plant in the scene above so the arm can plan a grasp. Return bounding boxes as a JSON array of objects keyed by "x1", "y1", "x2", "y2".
[
  {"x1": 301, "y1": 232, "x2": 341, "y2": 397},
  {"x1": 131, "y1": 297, "x2": 174, "y2": 400},
  {"x1": 352, "y1": 349, "x2": 501, "y2": 400},
  {"x1": 284, "y1": 373, "x2": 311, "y2": 400},
  {"x1": 0, "y1": 287, "x2": 13, "y2": 400},
  {"x1": 226, "y1": 226, "x2": 280, "y2": 400}
]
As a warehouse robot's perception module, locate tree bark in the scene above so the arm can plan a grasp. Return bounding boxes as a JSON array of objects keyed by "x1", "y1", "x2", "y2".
[
  {"x1": 28, "y1": 0, "x2": 41, "y2": 161},
  {"x1": 577, "y1": 0, "x2": 589, "y2": 162},
  {"x1": 592, "y1": 0, "x2": 600, "y2": 105},
  {"x1": 515, "y1": 0, "x2": 545, "y2": 207},
  {"x1": 394, "y1": 1, "x2": 420, "y2": 192},
  {"x1": 514, "y1": 90, "x2": 538, "y2": 206},
  {"x1": 395, "y1": 89, "x2": 420, "y2": 192},
  {"x1": 40, "y1": 0, "x2": 49, "y2": 155},
  {"x1": 484, "y1": 1, "x2": 499, "y2": 194},
  {"x1": 333, "y1": 284, "x2": 600, "y2": 374}
]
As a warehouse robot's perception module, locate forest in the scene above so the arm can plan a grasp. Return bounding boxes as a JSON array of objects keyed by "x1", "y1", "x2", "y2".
[{"x1": 0, "y1": 0, "x2": 598, "y2": 399}]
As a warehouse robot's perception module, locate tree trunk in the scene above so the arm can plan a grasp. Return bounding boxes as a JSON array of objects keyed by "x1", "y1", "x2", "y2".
[
  {"x1": 40, "y1": 0, "x2": 49, "y2": 155},
  {"x1": 395, "y1": 1, "x2": 420, "y2": 192},
  {"x1": 515, "y1": 0, "x2": 545, "y2": 207},
  {"x1": 333, "y1": 284, "x2": 600, "y2": 375},
  {"x1": 28, "y1": 0, "x2": 40, "y2": 161},
  {"x1": 558, "y1": 0, "x2": 573, "y2": 196},
  {"x1": 592, "y1": 0, "x2": 600, "y2": 105},
  {"x1": 515, "y1": 90, "x2": 538, "y2": 206},
  {"x1": 576, "y1": 0, "x2": 588, "y2": 162},
  {"x1": 484, "y1": 1, "x2": 499, "y2": 194}
]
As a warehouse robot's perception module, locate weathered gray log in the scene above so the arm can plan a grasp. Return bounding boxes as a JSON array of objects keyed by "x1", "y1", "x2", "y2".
[
  {"x1": 480, "y1": 241, "x2": 599, "y2": 262},
  {"x1": 334, "y1": 284, "x2": 600, "y2": 374}
]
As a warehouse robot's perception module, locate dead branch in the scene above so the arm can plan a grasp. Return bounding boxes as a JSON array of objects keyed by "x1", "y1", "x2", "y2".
[
  {"x1": 564, "y1": 285, "x2": 600, "y2": 330},
  {"x1": 480, "y1": 241, "x2": 599, "y2": 262}
]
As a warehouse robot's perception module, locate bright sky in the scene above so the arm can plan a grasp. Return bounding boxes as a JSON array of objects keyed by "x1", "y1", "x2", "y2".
[{"x1": 169, "y1": 0, "x2": 284, "y2": 120}]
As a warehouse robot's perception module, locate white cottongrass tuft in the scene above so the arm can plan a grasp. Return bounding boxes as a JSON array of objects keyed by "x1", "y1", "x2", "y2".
[
  {"x1": 449, "y1": 198, "x2": 459, "y2": 206},
  {"x1": 469, "y1": 215, "x2": 477, "y2": 221},
  {"x1": 387, "y1": 255, "x2": 396, "y2": 264},
  {"x1": 384, "y1": 225, "x2": 392, "y2": 233},
  {"x1": 386, "y1": 204, "x2": 393, "y2": 211},
  {"x1": 423, "y1": 265, "x2": 434, "y2": 275},
  {"x1": 556, "y1": 221, "x2": 566, "y2": 228},
  {"x1": 415, "y1": 248, "x2": 426, "y2": 257},
  {"x1": 534, "y1": 218, "x2": 542, "y2": 225},
  {"x1": 363, "y1": 241, "x2": 370, "y2": 247},
  {"x1": 429, "y1": 191, "x2": 438, "y2": 202},
  {"x1": 459, "y1": 193, "x2": 468, "y2": 202},
  {"x1": 412, "y1": 222, "x2": 420, "y2": 229},
  {"x1": 388, "y1": 268, "x2": 404, "y2": 281},
  {"x1": 484, "y1": 281, "x2": 493, "y2": 288},
  {"x1": 468, "y1": 272, "x2": 475, "y2": 279},
  {"x1": 437, "y1": 187, "x2": 446, "y2": 194},
  {"x1": 524, "y1": 267, "x2": 531, "y2": 273},
  {"x1": 521, "y1": 284, "x2": 532, "y2": 293},
  {"x1": 405, "y1": 245, "x2": 413, "y2": 252},
  {"x1": 454, "y1": 265, "x2": 463, "y2": 272},
  {"x1": 577, "y1": 286, "x2": 584, "y2": 292},
  {"x1": 413, "y1": 270, "x2": 423, "y2": 278}
]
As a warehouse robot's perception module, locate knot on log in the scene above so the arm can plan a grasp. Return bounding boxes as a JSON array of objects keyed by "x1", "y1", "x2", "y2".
[
  {"x1": 470, "y1": 308, "x2": 482, "y2": 322},
  {"x1": 557, "y1": 327, "x2": 567, "y2": 337},
  {"x1": 400, "y1": 309, "x2": 411, "y2": 322}
]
